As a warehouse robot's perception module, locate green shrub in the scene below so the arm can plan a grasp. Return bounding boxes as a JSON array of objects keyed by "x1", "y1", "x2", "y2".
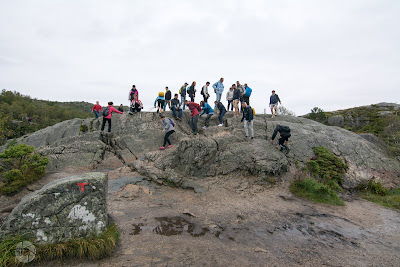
[
  {"x1": 79, "y1": 124, "x2": 88, "y2": 133},
  {"x1": 0, "y1": 143, "x2": 49, "y2": 195},
  {"x1": 357, "y1": 180, "x2": 400, "y2": 210}
]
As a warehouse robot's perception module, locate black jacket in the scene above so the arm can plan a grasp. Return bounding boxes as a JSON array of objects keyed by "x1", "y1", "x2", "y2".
[
  {"x1": 165, "y1": 90, "x2": 172, "y2": 100},
  {"x1": 171, "y1": 98, "x2": 181, "y2": 109},
  {"x1": 217, "y1": 102, "x2": 226, "y2": 113},
  {"x1": 241, "y1": 106, "x2": 254, "y2": 122},
  {"x1": 271, "y1": 125, "x2": 291, "y2": 140}
]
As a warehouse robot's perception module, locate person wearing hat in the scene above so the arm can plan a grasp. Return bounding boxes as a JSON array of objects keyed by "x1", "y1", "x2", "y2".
[
  {"x1": 269, "y1": 90, "x2": 281, "y2": 118},
  {"x1": 180, "y1": 82, "x2": 188, "y2": 110},
  {"x1": 101, "y1": 101, "x2": 123, "y2": 133}
]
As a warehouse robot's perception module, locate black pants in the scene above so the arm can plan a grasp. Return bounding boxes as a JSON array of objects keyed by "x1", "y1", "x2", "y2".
[
  {"x1": 203, "y1": 94, "x2": 208, "y2": 103},
  {"x1": 204, "y1": 114, "x2": 213, "y2": 127},
  {"x1": 279, "y1": 135, "x2": 290, "y2": 150},
  {"x1": 243, "y1": 96, "x2": 250, "y2": 105},
  {"x1": 130, "y1": 103, "x2": 142, "y2": 112},
  {"x1": 190, "y1": 95, "x2": 195, "y2": 102},
  {"x1": 190, "y1": 115, "x2": 199, "y2": 134},
  {"x1": 163, "y1": 130, "x2": 175, "y2": 147},
  {"x1": 227, "y1": 100, "x2": 233, "y2": 111},
  {"x1": 101, "y1": 118, "x2": 112, "y2": 132}
]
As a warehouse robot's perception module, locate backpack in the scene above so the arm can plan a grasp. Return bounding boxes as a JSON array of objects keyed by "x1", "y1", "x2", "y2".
[
  {"x1": 280, "y1": 126, "x2": 291, "y2": 133},
  {"x1": 252, "y1": 107, "x2": 256, "y2": 116},
  {"x1": 196, "y1": 105, "x2": 201, "y2": 112},
  {"x1": 103, "y1": 107, "x2": 110, "y2": 117},
  {"x1": 245, "y1": 87, "x2": 252, "y2": 97},
  {"x1": 170, "y1": 118, "x2": 175, "y2": 127}
]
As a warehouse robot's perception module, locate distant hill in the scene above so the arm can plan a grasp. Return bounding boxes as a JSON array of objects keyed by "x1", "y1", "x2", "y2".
[
  {"x1": 303, "y1": 103, "x2": 400, "y2": 159},
  {"x1": 0, "y1": 89, "x2": 93, "y2": 144}
]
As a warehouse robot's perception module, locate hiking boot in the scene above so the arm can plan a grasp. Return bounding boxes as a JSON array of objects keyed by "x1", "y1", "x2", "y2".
[
  {"x1": 159, "y1": 146, "x2": 165, "y2": 150},
  {"x1": 167, "y1": 145, "x2": 173, "y2": 148},
  {"x1": 218, "y1": 124, "x2": 223, "y2": 127}
]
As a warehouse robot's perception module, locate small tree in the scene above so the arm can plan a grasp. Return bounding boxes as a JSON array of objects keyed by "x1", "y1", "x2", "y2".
[
  {"x1": 307, "y1": 107, "x2": 327, "y2": 122},
  {"x1": 277, "y1": 106, "x2": 296, "y2": 116}
]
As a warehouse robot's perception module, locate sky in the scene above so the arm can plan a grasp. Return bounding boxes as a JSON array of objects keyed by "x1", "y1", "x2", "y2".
[{"x1": 0, "y1": 0, "x2": 399, "y2": 116}]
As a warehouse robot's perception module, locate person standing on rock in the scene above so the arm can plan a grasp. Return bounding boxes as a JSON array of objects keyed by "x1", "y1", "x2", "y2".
[
  {"x1": 184, "y1": 100, "x2": 201, "y2": 135},
  {"x1": 180, "y1": 82, "x2": 188, "y2": 110},
  {"x1": 270, "y1": 125, "x2": 291, "y2": 154},
  {"x1": 269, "y1": 90, "x2": 281, "y2": 118},
  {"x1": 129, "y1": 85, "x2": 139, "y2": 103},
  {"x1": 243, "y1": 83, "x2": 252, "y2": 105},
  {"x1": 101, "y1": 102, "x2": 123, "y2": 133},
  {"x1": 201, "y1": 82, "x2": 210, "y2": 103},
  {"x1": 165, "y1": 87, "x2": 172, "y2": 110},
  {"x1": 214, "y1": 100, "x2": 227, "y2": 127},
  {"x1": 240, "y1": 102, "x2": 254, "y2": 139},
  {"x1": 213, "y1": 77, "x2": 224, "y2": 103},
  {"x1": 226, "y1": 86, "x2": 234, "y2": 111},
  {"x1": 200, "y1": 101, "x2": 214, "y2": 129},
  {"x1": 171, "y1": 93, "x2": 183, "y2": 121},
  {"x1": 188, "y1": 81, "x2": 196, "y2": 102},
  {"x1": 232, "y1": 84, "x2": 241, "y2": 119},
  {"x1": 92, "y1": 101, "x2": 103, "y2": 119},
  {"x1": 160, "y1": 115, "x2": 175, "y2": 150}
]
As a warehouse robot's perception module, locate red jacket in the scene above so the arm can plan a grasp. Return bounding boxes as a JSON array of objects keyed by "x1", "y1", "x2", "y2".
[
  {"x1": 187, "y1": 102, "x2": 201, "y2": 117},
  {"x1": 92, "y1": 104, "x2": 102, "y2": 112},
  {"x1": 104, "y1": 105, "x2": 122, "y2": 119}
]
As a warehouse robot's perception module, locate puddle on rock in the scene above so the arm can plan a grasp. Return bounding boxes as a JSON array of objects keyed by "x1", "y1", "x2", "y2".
[{"x1": 153, "y1": 216, "x2": 209, "y2": 237}]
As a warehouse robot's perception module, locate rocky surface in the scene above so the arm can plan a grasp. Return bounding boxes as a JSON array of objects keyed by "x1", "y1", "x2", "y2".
[
  {"x1": 0, "y1": 172, "x2": 108, "y2": 244},
  {"x1": 7, "y1": 110, "x2": 399, "y2": 188}
]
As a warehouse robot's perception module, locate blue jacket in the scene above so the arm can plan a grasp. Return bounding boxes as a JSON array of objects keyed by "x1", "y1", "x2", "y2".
[
  {"x1": 154, "y1": 96, "x2": 165, "y2": 107},
  {"x1": 270, "y1": 94, "x2": 281, "y2": 104},
  {"x1": 212, "y1": 81, "x2": 224, "y2": 95},
  {"x1": 244, "y1": 86, "x2": 252, "y2": 97},
  {"x1": 200, "y1": 102, "x2": 214, "y2": 115},
  {"x1": 241, "y1": 106, "x2": 254, "y2": 122}
]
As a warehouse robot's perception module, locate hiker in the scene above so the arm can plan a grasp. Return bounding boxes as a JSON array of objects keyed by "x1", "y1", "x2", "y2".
[
  {"x1": 159, "y1": 115, "x2": 175, "y2": 150},
  {"x1": 270, "y1": 125, "x2": 291, "y2": 154},
  {"x1": 188, "y1": 81, "x2": 196, "y2": 102},
  {"x1": 180, "y1": 82, "x2": 188, "y2": 110},
  {"x1": 240, "y1": 102, "x2": 254, "y2": 139},
  {"x1": 214, "y1": 100, "x2": 226, "y2": 127},
  {"x1": 201, "y1": 82, "x2": 210, "y2": 103},
  {"x1": 171, "y1": 93, "x2": 183, "y2": 120},
  {"x1": 154, "y1": 92, "x2": 166, "y2": 113},
  {"x1": 269, "y1": 90, "x2": 282, "y2": 118},
  {"x1": 184, "y1": 100, "x2": 201, "y2": 135},
  {"x1": 130, "y1": 94, "x2": 143, "y2": 113},
  {"x1": 237, "y1": 81, "x2": 245, "y2": 112},
  {"x1": 232, "y1": 84, "x2": 241, "y2": 119},
  {"x1": 243, "y1": 83, "x2": 252, "y2": 105},
  {"x1": 118, "y1": 104, "x2": 124, "y2": 112},
  {"x1": 213, "y1": 77, "x2": 224, "y2": 103},
  {"x1": 101, "y1": 101, "x2": 123, "y2": 133},
  {"x1": 92, "y1": 101, "x2": 103, "y2": 118},
  {"x1": 226, "y1": 86, "x2": 234, "y2": 111},
  {"x1": 128, "y1": 85, "x2": 139, "y2": 103},
  {"x1": 165, "y1": 87, "x2": 172, "y2": 110},
  {"x1": 200, "y1": 101, "x2": 214, "y2": 129}
]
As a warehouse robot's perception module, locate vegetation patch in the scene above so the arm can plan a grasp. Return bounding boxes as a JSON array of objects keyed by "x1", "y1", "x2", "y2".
[
  {"x1": 357, "y1": 180, "x2": 400, "y2": 211},
  {"x1": 0, "y1": 223, "x2": 119, "y2": 266},
  {"x1": 0, "y1": 143, "x2": 49, "y2": 195},
  {"x1": 79, "y1": 124, "x2": 88, "y2": 133}
]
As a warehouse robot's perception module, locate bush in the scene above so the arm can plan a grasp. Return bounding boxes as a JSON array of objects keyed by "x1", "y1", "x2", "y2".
[
  {"x1": 0, "y1": 143, "x2": 49, "y2": 195},
  {"x1": 357, "y1": 179, "x2": 400, "y2": 211}
]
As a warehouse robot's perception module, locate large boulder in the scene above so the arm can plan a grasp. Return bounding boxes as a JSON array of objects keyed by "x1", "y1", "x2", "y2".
[{"x1": 0, "y1": 173, "x2": 108, "y2": 244}]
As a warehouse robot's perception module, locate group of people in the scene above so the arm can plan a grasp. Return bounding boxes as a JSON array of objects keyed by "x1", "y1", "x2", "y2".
[{"x1": 91, "y1": 79, "x2": 290, "y2": 153}]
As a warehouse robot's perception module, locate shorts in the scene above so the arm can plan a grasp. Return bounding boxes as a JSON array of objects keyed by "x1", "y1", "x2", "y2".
[
  {"x1": 233, "y1": 99, "x2": 239, "y2": 108},
  {"x1": 270, "y1": 103, "x2": 278, "y2": 109}
]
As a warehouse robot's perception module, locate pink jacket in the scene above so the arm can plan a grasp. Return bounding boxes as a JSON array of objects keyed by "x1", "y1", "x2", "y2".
[{"x1": 104, "y1": 106, "x2": 122, "y2": 119}]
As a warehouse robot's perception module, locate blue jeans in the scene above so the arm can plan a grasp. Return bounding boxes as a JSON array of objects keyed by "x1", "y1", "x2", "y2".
[
  {"x1": 216, "y1": 93, "x2": 222, "y2": 103},
  {"x1": 181, "y1": 96, "x2": 186, "y2": 110},
  {"x1": 218, "y1": 110, "x2": 226, "y2": 124},
  {"x1": 93, "y1": 110, "x2": 99, "y2": 118},
  {"x1": 172, "y1": 106, "x2": 182, "y2": 118}
]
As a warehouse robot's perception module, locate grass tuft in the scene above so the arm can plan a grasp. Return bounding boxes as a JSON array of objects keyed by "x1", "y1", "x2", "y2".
[{"x1": 357, "y1": 180, "x2": 400, "y2": 210}]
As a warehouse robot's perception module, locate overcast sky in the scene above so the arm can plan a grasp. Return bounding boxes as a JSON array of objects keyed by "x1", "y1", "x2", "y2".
[{"x1": 1, "y1": 0, "x2": 399, "y2": 115}]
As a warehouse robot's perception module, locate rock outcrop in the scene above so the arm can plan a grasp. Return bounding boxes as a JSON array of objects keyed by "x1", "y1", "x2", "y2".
[
  {"x1": 0, "y1": 173, "x2": 108, "y2": 244},
  {"x1": 6, "y1": 111, "x2": 400, "y2": 188}
]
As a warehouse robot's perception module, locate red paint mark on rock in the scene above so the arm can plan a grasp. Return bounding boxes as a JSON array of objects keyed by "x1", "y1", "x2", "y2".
[{"x1": 77, "y1": 183, "x2": 88, "y2": 192}]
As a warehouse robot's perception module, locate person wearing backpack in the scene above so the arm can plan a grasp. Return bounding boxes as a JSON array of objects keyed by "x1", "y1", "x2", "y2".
[
  {"x1": 212, "y1": 77, "x2": 224, "y2": 103},
  {"x1": 188, "y1": 81, "x2": 196, "y2": 102},
  {"x1": 128, "y1": 85, "x2": 139, "y2": 103},
  {"x1": 159, "y1": 115, "x2": 175, "y2": 150},
  {"x1": 214, "y1": 100, "x2": 227, "y2": 127},
  {"x1": 243, "y1": 83, "x2": 252, "y2": 105},
  {"x1": 201, "y1": 82, "x2": 210, "y2": 103},
  {"x1": 154, "y1": 92, "x2": 166, "y2": 113},
  {"x1": 226, "y1": 86, "x2": 234, "y2": 111},
  {"x1": 165, "y1": 87, "x2": 172, "y2": 110},
  {"x1": 101, "y1": 101, "x2": 123, "y2": 133},
  {"x1": 129, "y1": 94, "x2": 143, "y2": 114},
  {"x1": 171, "y1": 93, "x2": 183, "y2": 121},
  {"x1": 180, "y1": 82, "x2": 188, "y2": 110},
  {"x1": 270, "y1": 125, "x2": 291, "y2": 154},
  {"x1": 184, "y1": 100, "x2": 201, "y2": 135},
  {"x1": 239, "y1": 102, "x2": 254, "y2": 139},
  {"x1": 200, "y1": 101, "x2": 214, "y2": 129},
  {"x1": 92, "y1": 101, "x2": 103, "y2": 118},
  {"x1": 269, "y1": 90, "x2": 282, "y2": 118}
]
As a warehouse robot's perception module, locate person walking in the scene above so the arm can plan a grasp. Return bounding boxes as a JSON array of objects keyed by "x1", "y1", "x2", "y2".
[
  {"x1": 92, "y1": 101, "x2": 103, "y2": 118},
  {"x1": 270, "y1": 125, "x2": 291, "y2": 154},
  {"x1": 188, "y1": 81, "x2": 196, "y2": 102},
  {"x1": 226, "y1": 86, "x2": 234, "y2": 111},
  {"x1": 269, "y1": 90, "x2": 282, "y2": 118},
  {"x1": 213, "y1": 77, "x2": 224, "y2": 103},
  {"x1": 171, "y1": 94, "x2": 183, "y2": 120},
  {"x1": 243, "y1": 83, "x2": 252, "y2": 105},
  {"x1": 165, "y1": 87, "x2": 172, "y2": 110},
  {"x1": 214, "y1": 100, "x2": 227, "y2": 127},
  {"x1": 154, "y1": 92, "x2": 166, "y2": 113},
  {"x1": 130, "y1": 94, "x2": 143, "y2": 113},
  {"x1": 240, "y1": 102, "x2": 254, "y2": 139},
  {"x1": 201, "y1": 82, "x2": 210, "y2": 103},
  {"x1": 180, "y1": 82, "x2": 188, "y2": 110},
  {"x1": 159, "y1": 115, "x2": 175, "y2": 150},
  {"x1": 200, "y1": 101, "x2": 214, "y2": 129},
  {"x1": 184, "y1": 100, "x2": 201, "y2": 135},
  {"x1": 129, "y1": 85, "x2": 139, "y2": 103},
  {"x1": 101, "y1": 101, "x2": 123, "y2": 133}
]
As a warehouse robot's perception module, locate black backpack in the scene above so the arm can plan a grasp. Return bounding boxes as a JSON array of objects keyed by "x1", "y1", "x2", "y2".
[{"x1": 103, "y1": 107, "x2": 110, "y2": 117}]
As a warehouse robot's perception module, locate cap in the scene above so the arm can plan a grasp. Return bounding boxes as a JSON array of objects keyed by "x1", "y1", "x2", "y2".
[{"x1": 185, "y1": 82, "x2": 188, "y2": 85}]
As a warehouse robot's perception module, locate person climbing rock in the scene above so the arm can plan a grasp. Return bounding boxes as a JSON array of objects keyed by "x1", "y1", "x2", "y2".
[
  {"x1": 101, "y1": 101, "x2": 123, "y2": 133},
  {"x1": 214, "y1": 100, "x2": 227, "y2": 127},
  {"x1": 270, "y1": 124, "x2": 291, "y2": 154},
  {"x1": 160, "y1": 115, "x2": 175, "y2": 150},
  {"x1": 200, "y1": 101, "x2": 214, "y2": 129},
  {"x1": 184, "y1": 100, "x2": 201, "y2": 135},
  {"x1": 92, "y1": 101, "x2": 103, "y2": 118},
  {"x1": 240, "y1": 102, "x2": 254, "y2": 139},
  {"x1": 154, "y1": 92, "x2": 166, "y2": 113},
  {"x1": 269, "y1": 90, "x2": 281, "y2": 118},
  {"x1": 171, "y1": 93, "x2": 183, "y2": 120}
]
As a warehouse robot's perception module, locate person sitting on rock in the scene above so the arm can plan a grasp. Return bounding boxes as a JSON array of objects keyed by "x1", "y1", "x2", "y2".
[
  {"x1": 171, "y1": 93, "x2": 183, "y2": 121},
  {"x1": 154, "y1": 92, "x2": 166, "y2": 113},
  {"x1": 129, "y1": 94, "x2": 143, "y2": 114},
  {"x1": 214, "y1": 100, "x2": 227, "y2": 127},
  {"x1": 118, "y1": 104, "x2": 124, "y2": 112},
  {"x1": 240, "y1": 102, "x2": 254, "y2": 139},
  {"x1": 101, "y1": 101, "x2": 123, "y2": 133},
  {"x1": 160, "y1": 115, "x2": 175, "y2": 150},
  {"x1": 92, "y1": 101, "x2": 103, "y2": 119},
  {"x1": 184, "y1": 100, "x2": 201, "y2": 135},
  {"x1": 270, "y1": 125, "x2": 291, "y2": 154},
  {"x1": 200, "y1": 101, "x2": 214, "y2": 129}
]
